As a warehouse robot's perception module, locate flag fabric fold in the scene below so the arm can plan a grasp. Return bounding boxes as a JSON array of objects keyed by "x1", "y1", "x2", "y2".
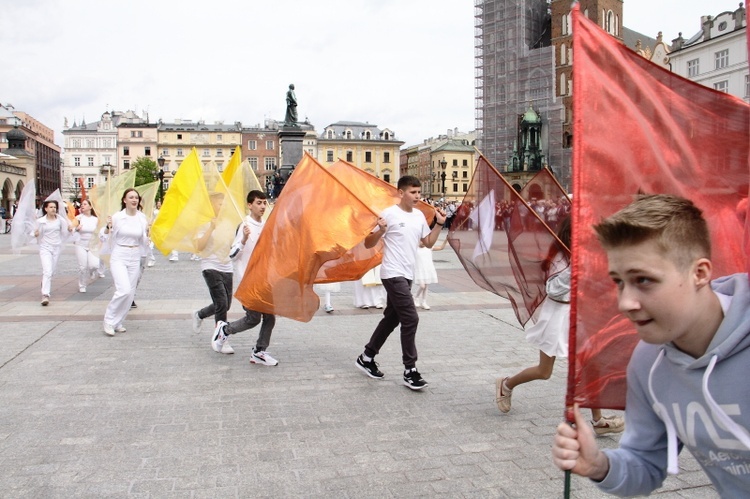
[
  {"x1": 234, "y1": 154, "x2": 380, "y2": 322},
  {"x1": 449, "y1": 155, "x2": 566, "y2": 326},
  {"x1": 569, "y1": 7, "x2": 749, "y2": 410}
]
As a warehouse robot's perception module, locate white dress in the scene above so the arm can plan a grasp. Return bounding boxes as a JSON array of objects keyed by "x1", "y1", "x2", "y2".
[
  {"x1": 524, "y1": 254, "x2": 570, "y2": 359},
  {"x1": 354, "y1": 266, "x2": 387, "y2": 308},
  {"x1": 413, "y1": 246, "x2": 438, "y2": 285}
]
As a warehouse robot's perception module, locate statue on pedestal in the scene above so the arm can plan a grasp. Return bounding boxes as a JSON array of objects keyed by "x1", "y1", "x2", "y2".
[{"x1": 284, "y1": 84, "x2": 298, "y2": 126}]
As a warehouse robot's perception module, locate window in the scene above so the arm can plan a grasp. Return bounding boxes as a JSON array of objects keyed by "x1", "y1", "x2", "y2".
[
  {"x1": 345, "y1": 130, "x2": 352, "y2": 139},
  {"x1": 714, "y1": 80, "x2": 729, "y2": 93},
  {"x1": 88, "y1": 157, "x2": 94, "y2": 166},
  {"x1": 162, "y1": 148, "x2": 169, "y2": 156},
  {"x1": 326, "y1": 130, "x2": 334, "y2": 139},
  {"x1": 202, "y1": 149, "x2": 210, "y2": 157},
  {"x1": 365, "y1": 131, "x2": 372, "y2": 139},
  {"x1": 123, "y1": 146, "x2": 130, "y2": 156},
  {"x1": 177, "y1": 134, "x2": 183, "y2": 140},
  {"x1": 326, "y1": 150, "x2": 334, "y2": 162},
  {"x1": 216, "y1": 134, "x2": 223, "y2": 142},
  {"x1": 463, "y1": 159, "x2": 468, "y2": 166},
  {"x1": 86, "y1": 139, "x2": 95, "y2": 148},
  {"x1": 383, "y1": 173, "x2": 390, "y2": 183},
  {"x1": 365, "y1": 151, "x2": 372, "y2": 163},
  {"x1": 715, "y1": 49, "x2": 729, "y2": 70},
  {"x1": 248, "y1": 140, "x2": 257, "y2": 150},
  {"x1": 176, "y1": 148, "x2": 184, "y2": 157},
  {"x1": 249, "y1": 157, "x2": 258, "y2": 170},
  {"x1": 265, "y1": 157, "x2": 276, "y2": 170},
  {"x1": 560, "y1": 73, "x2": 566, "y2": 96},
  {"x1": 266, "y1": 140, "x2": 274, "y2": 150},
  {"x1": 74, "y1": 157, "x2": 81, "y2": 167},
  {"x1": 216, "y1": 149, "x2": 223, "y2": 157},
  {"x1": 560, "y1": 43, "x2": 567, "y2": 65},
  {"x1": 746, "y1": 75, "x2": 749, "y2": 98},
  {"x1": 346, "y1": 151, "x2": 353, "y2": 162},
  {"x1": 383, "y1": 131, "x2": 390, "y2": 140},
  {"x1": 561, "y1": 14, "x2": 568, "y2": 35},
  {"x1": 72, "y1": 139, "x2": 81, "y2": 148},
  {"x1": 130, "y1": 130, "x2": 143, "y2": 138},
  {"x1": 216, "y1": 162, "x2": 223, "y2": 171},
  {"x1": 144, "y1": 146, "x2": 151, "y2": 156},
  {"x1": 123, "y1": 160, "x2": 130, "y2": 169},
  {"x1": 383, "y1": 151, "x2": 390, "y2": 163},
  {"x1": 463, "y1": 171, "x2": 468, "y2": 178},
  {"x1": 452, "y1": 159, "x2": 458, "y2": 166},
  {"x1": 463, "y1": 184, "x2": 468, "y2": 193},
  {"x1": 87, "y1": 177, "x2": 94, "y2": 189},
  {"x1": 453, "y1": 183, "x2": 458, "y2": 192},
  {"x1": 687, "y1": 59, "x2": 699, "y2": 77}
]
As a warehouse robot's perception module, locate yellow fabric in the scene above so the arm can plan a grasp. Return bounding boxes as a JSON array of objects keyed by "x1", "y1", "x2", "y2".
[
  {"x1": 138, "y1": 181, "x2": 160, "y2": 224},
  {"x1": 220, "y1": 146, "x2": 242, "y2": 186},
  {"x1": 192, "y1": 163, "x2": 244, "y2": 260},
  {"x1": 151, "y1": 148, "x2": 212, "y2": 255}
]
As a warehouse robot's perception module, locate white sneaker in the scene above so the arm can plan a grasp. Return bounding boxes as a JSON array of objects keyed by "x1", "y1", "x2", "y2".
[
  {"x1": 212, "y1": 321, "x2": 229, "y2": 353},
  {"x1": 41, "y1": 296, "x2": 49, "y2": 306},
  {"x1": 221, "y1": 342, "x2": 235, "y2": 354},
  {"x1": 103, "y1": 322, "x2": 115, "y2": 336},
  {"x1": 115, "y1": 324, "x2": 126, "y2": 333},
  {"x1": 421, "y1": 299, "x2": 430, "y2": 310},
  {"x1": 147, "y1": 260, "x2": 155, "y2": 267},
  {"x1": 79, "y1": 286, "x2": 86, "y2": 293},
  {"x1": 98, "y1": 272, "x2": 106, "y2": 278},
  {"x1": 324, "y1": 304, "x2": 334, "y2": 313},
  {"x1": 250, "y1": 350, "x2": 278, "y2": 366},
  {"x1": 192, "y1": 310, "x2": 203, "y2": 333}
]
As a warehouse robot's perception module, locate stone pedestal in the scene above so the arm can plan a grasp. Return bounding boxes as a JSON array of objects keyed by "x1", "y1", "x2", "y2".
[{"x1": 278, "y1": 127, "x2": 307, "y2": 181}]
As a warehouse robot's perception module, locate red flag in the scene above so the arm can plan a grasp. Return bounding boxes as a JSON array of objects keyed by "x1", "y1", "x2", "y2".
[
  {"x1": 449, "y1": 155, "x2": 567, "y2": 326},
  {"x1": 569, "y1": 7, "x2": 749, "y2": 410}
]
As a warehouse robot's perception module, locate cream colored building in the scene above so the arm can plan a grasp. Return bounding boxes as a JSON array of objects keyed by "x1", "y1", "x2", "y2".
[
  {"x1": 157, "y1": 120, "x2": 243, "y2": 190},
  {"x1": 318, "y1": 121, "x2": 403, "y2": 184}
]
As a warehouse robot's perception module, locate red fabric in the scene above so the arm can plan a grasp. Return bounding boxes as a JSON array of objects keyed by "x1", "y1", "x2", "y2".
[
  {"x1": 569, "y1": 7, "x2": 750, "y2": 409},
  {"x1": 449, "y1": 155, "x2": 566, "y2": 326}
]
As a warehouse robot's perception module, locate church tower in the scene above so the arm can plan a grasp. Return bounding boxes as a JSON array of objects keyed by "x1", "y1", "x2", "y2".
[{"x1": 550, "y1": 0, "x2": 623, "y2": 150}]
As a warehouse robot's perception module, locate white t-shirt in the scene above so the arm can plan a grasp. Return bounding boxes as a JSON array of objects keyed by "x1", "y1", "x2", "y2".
[
  {"x1": 229, "y1": 215, "x2": 265, "y2": 279},
  {"x1": 377, "y1": 204, "x2": 430, "y2": 280},
  {"x1": 197, "y1": 219, "x2": 234, "y2": 273},
  {"x1": 115, "y1": 213, "x2": 145, "y2": 246},
  {"x1": 75, "y1": 214, "x2": 99, "y2": 247}
]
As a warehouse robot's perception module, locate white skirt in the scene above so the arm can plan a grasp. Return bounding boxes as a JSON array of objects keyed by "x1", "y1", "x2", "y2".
[
  {"x1": 524, "y1": 298, "x2": 569, "y2": 359},
  {"x1": 353, "y1": 280, "x2": 387, "y2": 308},
  {"x1": 413, "y1": 247, "x2": 437, "y2": 285}
]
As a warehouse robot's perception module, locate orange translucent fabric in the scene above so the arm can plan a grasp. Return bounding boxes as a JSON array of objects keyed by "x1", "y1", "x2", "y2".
[
  {"x1": 569, "y1": 7, "x2": 749, "y2": 410},
  {"x1": 235, "y1": 154, "x2": 418, "y2": 322},
  {"x1": 449, "y1": 155, "x2": 566, "y2": 326}
]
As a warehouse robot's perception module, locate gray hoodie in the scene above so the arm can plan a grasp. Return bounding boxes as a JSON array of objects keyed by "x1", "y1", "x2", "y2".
[{"x1": 597, "y1": 273, "x2": 750, "y2": 497}]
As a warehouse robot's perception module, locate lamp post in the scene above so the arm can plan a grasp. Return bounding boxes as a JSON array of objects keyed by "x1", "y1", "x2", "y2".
[
  {"x1": 157, "y1": 156, "x2": 165, "y2": 202},
  {"x1": 439, "y1": 158, "x2": 447, "y2": 199},
  {"x1": 431, "y1": 172, "x2": 437, "y2": 200}
]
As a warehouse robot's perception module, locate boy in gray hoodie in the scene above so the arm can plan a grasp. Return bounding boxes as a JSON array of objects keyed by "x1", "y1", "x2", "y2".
[{"x1": 552, "y1": 194, "x2": 750, "y2": 497}]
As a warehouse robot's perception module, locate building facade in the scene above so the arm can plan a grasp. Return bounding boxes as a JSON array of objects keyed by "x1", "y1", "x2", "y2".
[
  {"x1": 400, "y1": 129, "x2": 477, "y2": 200},
  {"x1": 1, "y1": 104, "x2": 61, "y2": 208},
  {"x1": 668, "y1": 4, "x2": 748, "y2": 102},
  {"x1": 241, "y1": 119, "x2": 280, "y2": 184},
  {"x1": 157, "y1": 120, "x2": 242, "y2": 190},
  {"x1": 318, "y1": 121, "x2": 403, "y2": 184},
  {"x1": 62, "y1": 111, "x2": 123, "y2": 200}
]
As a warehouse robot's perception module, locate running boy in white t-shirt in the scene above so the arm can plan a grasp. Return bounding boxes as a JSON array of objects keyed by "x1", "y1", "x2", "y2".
[{"x1": 355, "y1": 176, "x2": 446, "y2": 390}]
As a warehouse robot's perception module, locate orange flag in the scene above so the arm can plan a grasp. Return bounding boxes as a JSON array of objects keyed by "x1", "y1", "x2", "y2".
[
  {"x1": 234, "y1": 154, "x2": 381, "y2": 322},
  {"x1": 78, "y1": 177, "x2": 87, "y2": 202},
  {"x1": 569, "y1": 6, "x2": 749, "y2": 410}
]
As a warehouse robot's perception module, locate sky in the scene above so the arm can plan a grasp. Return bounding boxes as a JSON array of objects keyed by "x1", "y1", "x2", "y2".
[{"x1": 0, "y1": 0, "x2": 729, "y2": 150}]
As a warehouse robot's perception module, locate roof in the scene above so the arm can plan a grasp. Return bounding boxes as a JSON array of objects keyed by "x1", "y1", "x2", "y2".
[
  {"x1": 432, "y1": 139, "x2": 476, "y2": 154},
  {"x1": 622, "y1": 27, "x2": 657, "y2": 51}
]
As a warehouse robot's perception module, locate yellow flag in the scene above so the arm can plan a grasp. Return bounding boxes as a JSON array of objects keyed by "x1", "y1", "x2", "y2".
[
  {"x1": 151, "y1": 148, "x2": 213, "y2": 255},
  {"x1": 138, "y1": 180, "x2": 160, "y2": 224},
  {"x1": 221, "y1": 146, "x2": 242, "y2": 185}
]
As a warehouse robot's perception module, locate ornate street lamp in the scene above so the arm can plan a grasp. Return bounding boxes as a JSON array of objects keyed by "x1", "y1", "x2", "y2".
[
  {"x1": 439, "y1": 158, "x2": 447, "y2": 198},
  {"x1": 157, "y1": 156, "x2": 166, "y2": 202}
]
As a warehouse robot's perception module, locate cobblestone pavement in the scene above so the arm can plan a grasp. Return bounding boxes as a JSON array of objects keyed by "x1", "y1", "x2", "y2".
[{"x1": 0, "y1": 232, "x2": 715, "y2": 498}]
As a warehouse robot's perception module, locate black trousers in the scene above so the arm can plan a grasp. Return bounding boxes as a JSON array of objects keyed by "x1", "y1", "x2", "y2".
[
  {"x1": 364, "y1": 276, "x2": 419, "y2": 369},
  {"x1": 198, "y1": 269, "x2": 233, "y2": 324}
]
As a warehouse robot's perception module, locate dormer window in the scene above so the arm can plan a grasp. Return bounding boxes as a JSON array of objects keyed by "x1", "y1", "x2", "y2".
[
  {"x1": 345, "y1": 130, "x2": 352, "y2": 139},
  {"x1": 365, "y1": 131, "x2": 372, "y2": 139},
  {"x1": 326, "y1": 129, "x2": 334, "y2": 139}
]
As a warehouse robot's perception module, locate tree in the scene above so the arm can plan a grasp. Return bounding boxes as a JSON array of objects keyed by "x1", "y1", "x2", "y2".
[{"x1": 133, "y1": 157, "x2": 158, "y2": 187}]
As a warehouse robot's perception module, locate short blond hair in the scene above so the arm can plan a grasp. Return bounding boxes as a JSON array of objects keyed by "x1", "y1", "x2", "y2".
[{"x1": 593, "y1": 194, "x2": 710, "y2": 269}]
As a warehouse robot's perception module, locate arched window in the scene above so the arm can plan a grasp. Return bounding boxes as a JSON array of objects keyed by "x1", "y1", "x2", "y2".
[
  {"x1": 345, "y1": 130, "x2": 352, "y2": 139},
  {"x1": 561, "y1": 14, "x2": 568, "y2": 35},
  {"x1": 559, "y1": 73, "x2": 566, "y2": 96},
  {"x1": 584, "y1": 9, "x2": 589, "y2": 18},
  {"x1": 383, "y1": 131, "x2": 390, "y2": 140},
  {"x1": 326, "y1": 130, "x2": 334, "y2": 139},
  {"x1": 606, "y1": 11, "x2": 615, "y2": 34},
  {"x1": 615, "y1": 15, "x2": 619, "y2": 35},
  {"x1": 365, "y1": 131, "x2": 371, "y2": 139},
  {"x1": 560, "y1": 43, "x2": 567, "y2": 65}
]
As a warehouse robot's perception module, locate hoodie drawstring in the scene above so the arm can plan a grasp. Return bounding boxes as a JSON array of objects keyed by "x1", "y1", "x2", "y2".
[
  {"x1": 702, "y1": 355, "x2": 750, "y2": 451},
  {"x1": 647, "y1": 349, "x2": 680, "y2": 475}
]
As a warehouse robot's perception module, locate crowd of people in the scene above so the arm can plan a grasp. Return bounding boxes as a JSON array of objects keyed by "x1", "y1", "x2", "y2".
[{"x1": 14, "y1": 176, "x2": 749, "y2": 497}]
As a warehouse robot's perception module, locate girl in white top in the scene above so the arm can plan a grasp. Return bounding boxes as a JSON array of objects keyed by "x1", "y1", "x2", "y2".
[
  {"x1": 72, "y1": 199, "x2": 100, "y2": 293},
  {"x1": 102, "y1": 188, "x2": 150, "y2": 336},
  {"x1": 33, "y1": 200, "x2": 72, "y2": 305}
]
